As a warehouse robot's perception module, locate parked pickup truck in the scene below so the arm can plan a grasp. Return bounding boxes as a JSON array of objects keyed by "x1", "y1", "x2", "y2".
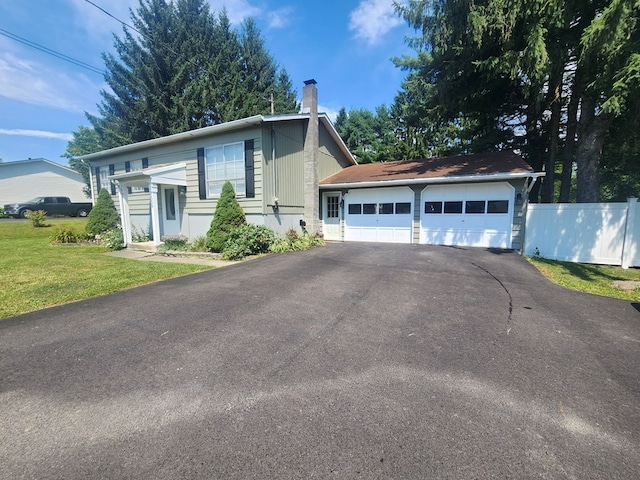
[{"x1": 4, "y1": 196, "x2": 93, "y2": 219}]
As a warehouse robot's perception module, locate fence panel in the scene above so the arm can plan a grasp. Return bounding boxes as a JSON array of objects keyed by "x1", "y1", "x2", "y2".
[{"x1": 525, "y1": 203, "x2": 630, "y2": 265}]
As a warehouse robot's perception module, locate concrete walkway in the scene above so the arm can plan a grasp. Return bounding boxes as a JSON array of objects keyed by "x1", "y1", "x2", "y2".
[{"x1": 105, "y1": 248, "x2": 238, "y2": 267}]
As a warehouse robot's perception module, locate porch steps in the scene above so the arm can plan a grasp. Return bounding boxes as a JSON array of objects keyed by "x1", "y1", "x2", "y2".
[{"x1": 127, "y1": 241, "x2": 159, "y2": 254}]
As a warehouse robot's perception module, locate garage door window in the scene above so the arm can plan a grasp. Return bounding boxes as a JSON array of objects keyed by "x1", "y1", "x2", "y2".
[
  {"x1": 444, "y1": 201, "x2": 463, "y2": 214},
  {"x1": 488, "y1": 200, "x2": 509, "y2": 213},
  {"x1": 379, "y1": 203, "x2": 394, "y2": 214},
  {"x1": 425, "y1": 201, "x2": 443, "y2": 214},
  {"x1": 348, "y1": 204, "x2": 362, "y2": 214},
  {"x1": 363, "y1": 203, "x2": 376, "y2": 214},
  {"x1": 396, "y1": 202, "x2": 411, "y2": 214},
  {"x1": 466, "y1": 201, "x2": 486, "y2": 214}
]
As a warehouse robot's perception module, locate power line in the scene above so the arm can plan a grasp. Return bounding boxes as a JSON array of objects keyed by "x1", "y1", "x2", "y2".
[
  {"x1": 0, "y1": 28, "x2": 104, "y2": 75},
  {"x1": 83, "y1": 0, "x2": 142, "y2": 37}
]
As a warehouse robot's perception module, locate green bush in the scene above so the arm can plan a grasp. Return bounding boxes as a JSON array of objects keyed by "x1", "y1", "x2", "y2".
[
  {"x1": 27, "y1": 210, "x2": 47, "y2": 228},
  {"x1": 50, "y1": 228, "x2": 85, "y2": 244},
  {"x1": 206, "y1": 181, "x2": 246, "y2": 252},
  {"x1": 269, "y1": 229, "x2": 325, "y2": 253},
  {"x1": 161, "y1": 234, "x2": 188, "y2": 251},
  {"x1": 100, "y1": 227, "x2": 124, "y2": 250},
  {"x1": 131, "y1": 225, "x2": 150, "y2": 242},
  {"x1": 222, "y1": 224, "x2": 276, "y2": 260},
  {"x1": 0, "y1": 207, "x2": 7, "y2": 218},
  {"x1": 188, "y1": 236, "x2": 208, "y2": 252},
  {"x1": 86, "y1": 188, "x2": 120, "y2": 236}
]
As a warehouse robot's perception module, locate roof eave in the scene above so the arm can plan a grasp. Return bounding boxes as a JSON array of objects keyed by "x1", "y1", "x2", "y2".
[
  {"x1": 82, "y1": 116, "x2": 265, "y2": 161},
  {"x1": 320, "y1": 171, "x2": 545, "y2": 189}
]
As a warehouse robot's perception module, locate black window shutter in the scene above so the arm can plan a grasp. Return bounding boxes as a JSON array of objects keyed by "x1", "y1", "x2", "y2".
[
  {"x1": 109, "y1": 164, "x2": 116, "y2": 195},
  {"x1": 244, "y1": 139, "x2": 255, "y2": 198},
  {"x1": 197, "y1": 148, "x2": 206, "y2": 199},
  {"x1": 125, "y1": 162, "x2": 131, "y2": 194},
  {"x1": 142, "y1": 158, "x2": 149, "y2": 192},
  {"x1": 95, "y1": 167, "x2": 101, "y2": 192}
]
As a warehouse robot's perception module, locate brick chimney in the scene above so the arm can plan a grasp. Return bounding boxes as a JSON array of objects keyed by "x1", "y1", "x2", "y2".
[{"x1": 303, "y1": 79, "x2": 319, "y2": 232}]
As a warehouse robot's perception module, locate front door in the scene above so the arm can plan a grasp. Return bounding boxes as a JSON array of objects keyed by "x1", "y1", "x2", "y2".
[
  {"x1": 161, "y1": 185, "x2": 180, "y2": 236},
  {"x1": 323, "y1": 193, "x2": 341, "y2": 241}
]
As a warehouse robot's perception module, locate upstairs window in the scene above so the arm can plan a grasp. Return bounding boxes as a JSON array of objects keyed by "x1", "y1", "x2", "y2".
[{"x1": 205, "y1": 142, "x2": 245, "y2": 197}]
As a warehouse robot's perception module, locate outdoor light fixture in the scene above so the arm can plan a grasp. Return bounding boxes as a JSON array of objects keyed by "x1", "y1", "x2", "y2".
[{"x1": 179, "y1": 186, "x2": 187, "y2": 197}]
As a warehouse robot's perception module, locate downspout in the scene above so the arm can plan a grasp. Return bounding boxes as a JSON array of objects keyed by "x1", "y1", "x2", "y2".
[{"x1": 271, "y1": 125, "x2": 277, "y2": 205}]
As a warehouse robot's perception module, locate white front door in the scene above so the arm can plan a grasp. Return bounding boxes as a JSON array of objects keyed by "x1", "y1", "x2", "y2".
[
  {"x1": 161, "y1": 185, "x2": 180, "y2": 236},
  {"x1": 323, "y1": 192, "x2": 341, "y2": 240}
]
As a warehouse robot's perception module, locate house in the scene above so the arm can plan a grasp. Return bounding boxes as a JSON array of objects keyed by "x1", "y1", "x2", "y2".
[
  {"x1": 319, "y1": 152, "x2": 544, "y2": 250},
  {"x1": 83, "y1": 79, "x2": 543, "y2": 251},
  {"x1": 0, "y1": 158, "x2": 86, "y2": 206},
  {"x1": 82, "y1": 80, "x2": 356, "y2": 246}
]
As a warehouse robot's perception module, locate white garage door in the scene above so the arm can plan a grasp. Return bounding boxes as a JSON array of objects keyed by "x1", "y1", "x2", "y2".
[
  {"x1": 420, "y1": 183, "x2": 514, "y2": 248},
  {"x1": 344, "y1": 187, "x2": 414, "y2": 243}
]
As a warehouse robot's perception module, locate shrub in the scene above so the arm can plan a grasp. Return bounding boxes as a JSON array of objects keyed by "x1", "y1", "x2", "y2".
[
  {"x1": 269, "y1": 230, "x2": 325, "y2": 253},
  {"x1": 222, "y1": 224, "x2": 276, "y2": 260},
  {"x1": 188, "y1": 236, "x2": 208, "y2": 252},
  {"x1": 86, "y1": 188, "x2": 120, "y2": 236},
  {"x1": 27, "y1": 210, "x2": 47, "y2": 227},
  {"x1": 161, "y1": 234, "x2": 188, "y2": 251},
  {"x1": 100, "y1": 227, "x2": 124, "y2": 250},
  {"x1": 0, "y1": 207, "x2": 7, "y2": 218},
  {"x1": 205, "y1": 181, "x2": 246, "y2": 252},
  {"x1": 131, "y1": 225, "x2": 150, "y2": 242},
  {"x1": 50, "y1": 228, "x2": 82, "y2": 244}
]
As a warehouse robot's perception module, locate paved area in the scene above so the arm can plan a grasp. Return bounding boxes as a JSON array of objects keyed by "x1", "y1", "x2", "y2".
[{"x1": 1, "y1": 243, "x2": 639, "y2": 479}]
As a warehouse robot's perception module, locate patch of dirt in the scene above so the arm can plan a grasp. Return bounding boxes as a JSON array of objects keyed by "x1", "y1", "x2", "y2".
[{"x1": 612, "y1": 280, "x2": 640, "y2": 291}]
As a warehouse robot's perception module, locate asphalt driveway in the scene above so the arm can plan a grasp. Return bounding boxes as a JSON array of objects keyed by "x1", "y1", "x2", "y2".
[{"x1": 1, "y1": 243, "x2": 639, "y2": 479}]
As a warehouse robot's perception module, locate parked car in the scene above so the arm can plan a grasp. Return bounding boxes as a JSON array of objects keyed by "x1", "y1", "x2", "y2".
[{"x1": 3, "y1": 196, "x2": 93, "y2": 219}]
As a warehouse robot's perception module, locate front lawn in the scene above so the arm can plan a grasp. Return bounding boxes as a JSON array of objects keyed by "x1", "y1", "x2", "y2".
[
  {"x1": 0, "y1": 219, "x2": 211, "y2": 319},
  {"x1": 528, "y1": 257, "x2": 640, "y2": 301}
]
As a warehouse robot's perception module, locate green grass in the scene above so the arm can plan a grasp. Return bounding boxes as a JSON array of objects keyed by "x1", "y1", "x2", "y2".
[
  {"x1": 0, "y1": 219, "x2": 211, "y2": 319},
  {"x1": 528, "y1": 257, "x2": 640, "y2": 301}
]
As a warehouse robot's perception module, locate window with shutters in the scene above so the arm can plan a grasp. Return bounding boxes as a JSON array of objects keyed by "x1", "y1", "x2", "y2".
[
  {"x1": 205, "y1": 142, "x2": 245, "y2": 197},
  {"x1": 98, "y1": 166, "x2": 110, "y2": 193}
]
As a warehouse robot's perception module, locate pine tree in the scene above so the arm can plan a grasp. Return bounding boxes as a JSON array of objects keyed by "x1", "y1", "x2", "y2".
[
  {"x1": 205, "y1": 181, "x2": 246, "y2": 252},
  {"x1": 86, "y1": 188, "x2": 120, "y2": 236}
]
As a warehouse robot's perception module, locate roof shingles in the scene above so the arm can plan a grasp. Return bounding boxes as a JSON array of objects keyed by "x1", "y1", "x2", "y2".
[{"x1": 320, "y1": 151, "x2": 533, "y2": 185}]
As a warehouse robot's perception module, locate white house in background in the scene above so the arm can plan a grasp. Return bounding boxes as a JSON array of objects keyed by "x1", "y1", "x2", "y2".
[{"x1": 0, "y1": 158, "x2": 87, "y2": 206}]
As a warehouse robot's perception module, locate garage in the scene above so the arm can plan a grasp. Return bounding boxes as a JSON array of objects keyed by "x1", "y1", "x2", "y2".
[
  {"x1": 318, "y1": 151, "x2": 542, "y2": 249},
  {"x1": 420, "y1": 182, "x2": 514, "y2": 248},
  {"x1": 344, "y1": 187, "x2": 413, "y2": 243}
]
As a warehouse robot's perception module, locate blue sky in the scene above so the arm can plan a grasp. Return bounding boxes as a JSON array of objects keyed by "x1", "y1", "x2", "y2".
[{"x1": 0, "y1": 0, "x2": 413, "y2": 166}]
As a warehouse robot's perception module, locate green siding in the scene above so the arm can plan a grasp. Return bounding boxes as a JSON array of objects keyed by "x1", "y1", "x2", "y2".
[{"x1": 318, "y1": 122, "x2": 352, "y2": 180}]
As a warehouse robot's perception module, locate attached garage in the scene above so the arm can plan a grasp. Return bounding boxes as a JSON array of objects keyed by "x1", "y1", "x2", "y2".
[
  {"x1": 420, "y1": 182, "x2": 514, "y2": 248},
  {"x1": 319, "y1": 151, "x2": 544, "y2": 251},
  {"x1": 344, "y1": 187, "x2": 413, "y2": 243}
]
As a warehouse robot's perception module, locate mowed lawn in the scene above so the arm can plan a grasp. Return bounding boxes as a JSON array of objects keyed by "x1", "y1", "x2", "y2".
[{"x1": 0, "y1": 219, "x2": 211, "y2": 319}]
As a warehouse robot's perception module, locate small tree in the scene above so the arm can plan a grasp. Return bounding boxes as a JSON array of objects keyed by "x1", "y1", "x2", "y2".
[
  {"x1": 206, "y1": 181, "x2": 246, "y2": 252},
  {"x1": 86, "y1": 188, "x2": 120, "y2": 236}
]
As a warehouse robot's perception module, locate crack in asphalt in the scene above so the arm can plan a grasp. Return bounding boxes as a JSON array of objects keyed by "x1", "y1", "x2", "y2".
[{"x1": 472, "y1": 263, "x2": 513, "y2": 331}]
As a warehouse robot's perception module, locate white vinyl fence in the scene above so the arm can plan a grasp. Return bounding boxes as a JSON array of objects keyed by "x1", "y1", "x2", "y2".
[{"x1": 524, "y1": 198, "x2": 640, "y2": 268}]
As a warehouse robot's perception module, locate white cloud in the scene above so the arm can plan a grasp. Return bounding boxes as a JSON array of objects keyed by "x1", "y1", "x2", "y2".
[
  {"x1": 266, "y1": 7, "x2": 295, "y2": 29},
  {"x1": 0, "y1": 129, "x2": 73, "y2": 141},
  {"x1": 208, "y1": 0, "x2": 261, "y2": 24},
  {"x1": 319, "y1": 104, "x2": 340, "y2": 123},
  {"x1": 349, "y1": 0, "x2": 403, "y2": 45},
  {"x1": 69, "y1": 0, "x2": 137, "y2": 41},
  {"x1": 0, "y1": 52, "x2": 101, "y2": 113}
]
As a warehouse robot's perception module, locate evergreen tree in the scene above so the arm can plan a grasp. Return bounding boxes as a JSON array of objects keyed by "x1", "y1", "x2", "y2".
[
  {"x1": 77, "y1": 0, "x2": 298, "y2": 151},
  {"x1": 86, "y1": 188, "x2": 120, "y2": 236},
  {"x1": 206, "y1": 181, "x2": 246, "y2": 252}
]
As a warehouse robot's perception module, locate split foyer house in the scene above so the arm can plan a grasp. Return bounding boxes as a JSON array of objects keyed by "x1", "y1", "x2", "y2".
[{"x1": 84, "y1": 80, "x2": 543, "y2": 251}]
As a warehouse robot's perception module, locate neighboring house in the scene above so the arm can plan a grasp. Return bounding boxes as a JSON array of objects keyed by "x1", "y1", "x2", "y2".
[
  {"x1": 319, "y1": 152, "x2": 544, "y2": 251},
  {"x1": 0, "y1": 158, "x2": 86, "y2": 206},
  {"x1": 83, "y1": 79, "x2": 543, "y2": 251},
  {"x1": 83, "y1": 80, "x2": 356, "y2": 246}
]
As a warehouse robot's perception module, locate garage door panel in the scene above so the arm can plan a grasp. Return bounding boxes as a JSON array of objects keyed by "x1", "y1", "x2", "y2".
[
  {"x1": 420, "y1": 183, "x2": 514, "y2": 248},
  {"x1": 344, "y1": 187, "x2": 413, "y2": 244}
]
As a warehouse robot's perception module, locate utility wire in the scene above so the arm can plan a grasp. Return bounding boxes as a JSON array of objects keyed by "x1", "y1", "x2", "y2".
[
  {"x1": 0, "y1": 28, "x2": 104, "y2": 75},
  {"x1": 83, "y1": 0, "x2": 142, "y2": 37}
]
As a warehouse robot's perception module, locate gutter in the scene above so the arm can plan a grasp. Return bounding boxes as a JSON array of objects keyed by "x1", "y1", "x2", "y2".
[
  {"x1": 81, "y1": 116, "x2": 265, "y2": 161},
  {"x1": 319, "y1": 171, "x2": 546, "y2": 190}
]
